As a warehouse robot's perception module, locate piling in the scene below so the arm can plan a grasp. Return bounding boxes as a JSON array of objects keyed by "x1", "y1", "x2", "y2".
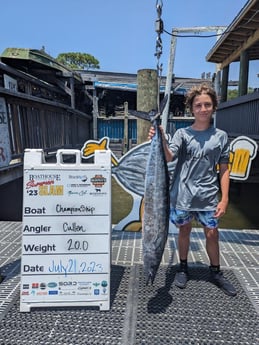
[{"x1": 136, "y1": 69, "x2": 158, "y2": 144}]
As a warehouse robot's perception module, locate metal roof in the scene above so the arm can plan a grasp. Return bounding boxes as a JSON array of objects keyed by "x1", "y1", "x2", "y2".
[
  {"x1": 206, "y1": 0, "x2": 259, "y2": 69},
  {"x1": 0, "y1": 47, "x2": 82, "y2": 85},
  {"x1": 80, "y1": 70, "x2": 211, "y2": 94}
]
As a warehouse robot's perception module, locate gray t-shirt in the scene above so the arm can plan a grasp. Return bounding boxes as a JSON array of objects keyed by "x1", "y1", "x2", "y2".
[{"x1": 168, "y1": 125, "x2": 229, "y2": 211}]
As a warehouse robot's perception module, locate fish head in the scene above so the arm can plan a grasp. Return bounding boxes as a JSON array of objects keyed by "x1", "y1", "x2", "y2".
[{"x1": 143, "y1": 252, "x2": 160, "y2": 285}]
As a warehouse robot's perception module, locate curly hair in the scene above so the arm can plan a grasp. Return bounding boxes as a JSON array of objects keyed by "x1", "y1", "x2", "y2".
[{"x1": 185, "y1": 83, "x2": 218, "y2": 113}]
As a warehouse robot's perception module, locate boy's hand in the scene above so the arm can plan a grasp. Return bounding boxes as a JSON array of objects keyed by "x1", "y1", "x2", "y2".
[
  {"x1": 214, "y1": 200, "x2": 228, "y2": 218},
  {"x1": 148, "y1": 126, "x2": 156, "y2": 140}
]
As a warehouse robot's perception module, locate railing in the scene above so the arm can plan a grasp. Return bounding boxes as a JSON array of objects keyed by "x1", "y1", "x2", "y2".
[
  {"x1": 167, "y1": 117, "x2": 194, "y2": 134},
  {"x1": 0, "y1": 89, "x2": 92, "y2": 185},
  {"x1": 97, "y1": 116, "x2": 194, "y2": 143},
  {"x1": 98, "y1": 117, "x2": 137, "y2": 143}
]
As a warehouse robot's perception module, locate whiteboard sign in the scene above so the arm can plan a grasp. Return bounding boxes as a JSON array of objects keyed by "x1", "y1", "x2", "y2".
[{"x1": 20, "y1": 149, "x2": 111, "y2": 312}]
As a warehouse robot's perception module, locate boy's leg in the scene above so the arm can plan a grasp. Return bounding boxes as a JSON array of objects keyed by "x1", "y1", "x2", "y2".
[
  {"x1": 203, "y1": 226, "x2": 220, "y2": 266},
  {"x1": 174, "y1": 222, "x2": 192, "y2": 288},
  {"x1": 169, "y1": 207, "x2": 193, "y2": 289},
  {"x1": 178, "y1": 222, "x2": 192, "y2": 261},
  {"x1": 201, "y1": 215, "x2": 237, "y2": 297}
]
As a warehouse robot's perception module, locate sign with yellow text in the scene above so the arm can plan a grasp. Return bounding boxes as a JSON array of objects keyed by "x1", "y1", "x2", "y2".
[{"x1": 20, "y1": 149, "x2": 112, "y2": 312}]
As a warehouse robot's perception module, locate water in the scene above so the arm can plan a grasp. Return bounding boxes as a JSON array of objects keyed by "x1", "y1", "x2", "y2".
[
  {"x1": 1, "y1": 176, "x2": 258, "y2": 230},
  {"x1": 112, "y1": 179, "x2": 259, "y2": 230},
  {"x1": 221, "y1": 182, "x2": 259, "y2": 229}
]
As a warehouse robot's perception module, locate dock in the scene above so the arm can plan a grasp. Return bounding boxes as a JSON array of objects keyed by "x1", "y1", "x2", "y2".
[{"x1": 0, "y1": 221, "x2": 258, "y2": 344}]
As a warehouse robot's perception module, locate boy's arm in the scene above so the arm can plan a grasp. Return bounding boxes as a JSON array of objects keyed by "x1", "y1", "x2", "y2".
[{"x1": 215, "y1": 163, "x2": 230, "y2": 218}]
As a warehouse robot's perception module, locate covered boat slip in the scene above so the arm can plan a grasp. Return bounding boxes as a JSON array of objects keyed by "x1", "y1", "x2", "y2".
[{"x1": 0, "y1": 222, "x2": 258, "y2": 344}]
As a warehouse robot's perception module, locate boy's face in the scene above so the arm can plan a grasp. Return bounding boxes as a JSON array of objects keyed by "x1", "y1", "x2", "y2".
[{"x1": 192, "y1": 93, "x2": 214, "y2": 123}]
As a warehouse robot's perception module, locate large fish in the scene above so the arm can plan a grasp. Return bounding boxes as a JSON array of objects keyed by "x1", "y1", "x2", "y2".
[{"x1": 142, "y1": 102, "x2": 170, "y2": 285}]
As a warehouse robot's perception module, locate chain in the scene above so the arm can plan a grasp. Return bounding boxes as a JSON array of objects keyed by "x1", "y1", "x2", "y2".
[{"x1": 155, "y1": 0, "x2": 163, "y2": 112}]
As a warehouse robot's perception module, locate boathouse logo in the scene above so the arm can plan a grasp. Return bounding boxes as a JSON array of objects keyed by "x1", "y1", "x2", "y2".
[
  {"x1": 25, "y1": 179, "x2": 64, "y2": 196},
  {"x1": 90, "y1": 174, "x2": 106, "y2": 188}
]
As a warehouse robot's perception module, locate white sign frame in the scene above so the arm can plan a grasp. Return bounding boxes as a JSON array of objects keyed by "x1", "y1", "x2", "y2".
[{"x1": 20, "y1": 149, "x2": 111, "y2": 312}]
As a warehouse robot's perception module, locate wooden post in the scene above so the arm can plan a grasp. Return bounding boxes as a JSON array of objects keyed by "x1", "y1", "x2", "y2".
[
  {"x1": 70, "y1": 74, "x2": 75, "y2": 109},
  {"x1": 221, "y1": 65, "x2": 229, "y2": 103},
  {"x1": 162, "y1": 30, "x2": 177, "y2": 130},
  {"x1": 123, "y1": 102, "x2": 129, "y2": 155},
  {"x1": 137, "y1": 69, "x2": 158, "y2": 144},
  {"x1": 239, "y1": 50, "x2": 249, "y2": 97},
  {"x1": 92, "y1": 88, "x2": 98, "y2": 140}
]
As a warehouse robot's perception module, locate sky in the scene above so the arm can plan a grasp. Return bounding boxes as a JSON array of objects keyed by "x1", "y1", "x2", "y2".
[{"x1": 1, "y1": 0, "x2": 258, "y2": 88}]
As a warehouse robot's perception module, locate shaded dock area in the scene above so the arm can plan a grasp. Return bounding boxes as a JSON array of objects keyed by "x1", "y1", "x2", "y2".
[{"x1": 0, "y1": 222, "x2": 258, "y2": 344}]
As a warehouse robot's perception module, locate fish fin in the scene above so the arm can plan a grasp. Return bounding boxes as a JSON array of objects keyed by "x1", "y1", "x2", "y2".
[
  {"x1": 81, "y1": 137, "x2": 110, "y2": 158},
  {"x1": 124, "y1": 221, "x2": 142, "y2": 232},
  {"x1": 99, "y1": 137, "x2": 109, "y2": 150},
  {"x1": 81, "y1": 140, "x2": 102, "y2": 158},
  {"x1": 81, "y1": 137, "x2": 119, "y2": 166}
]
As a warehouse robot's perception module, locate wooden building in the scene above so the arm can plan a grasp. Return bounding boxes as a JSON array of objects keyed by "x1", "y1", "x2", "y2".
[
  {"x1": 206, "y1": 0, "x2": 259, "y2": 182},
  {"x1": 207, "y1": 0, "x2": 259, "y2": 100},
  {"x1": 0, "y1": 48, "x2": 92, "y2": 220}
]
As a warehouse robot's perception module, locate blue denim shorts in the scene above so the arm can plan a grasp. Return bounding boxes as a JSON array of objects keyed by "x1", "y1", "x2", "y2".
[{"x1": 170, "y1": 207, "x2": 219, "y2": 229}]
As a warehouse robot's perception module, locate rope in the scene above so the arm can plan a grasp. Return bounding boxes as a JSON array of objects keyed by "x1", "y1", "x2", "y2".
[{"x1": 155, "y1": 0, "x2": 164, "y2": 112}]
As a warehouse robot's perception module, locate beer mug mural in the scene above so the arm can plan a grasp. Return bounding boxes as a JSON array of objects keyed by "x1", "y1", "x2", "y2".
[{"x1": 229, "y1": 136, "x2": 258, "y2": 180}]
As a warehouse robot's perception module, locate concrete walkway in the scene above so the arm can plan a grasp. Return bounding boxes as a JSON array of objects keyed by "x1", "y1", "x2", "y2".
[
  {"x1": 0, "y1": 222, "x2": 258, "y2": 344},
  {"x1": 0, "y1": 222, "x2": 258, "y2": 313}
]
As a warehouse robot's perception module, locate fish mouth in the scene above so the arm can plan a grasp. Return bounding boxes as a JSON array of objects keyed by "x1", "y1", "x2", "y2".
[
  {"x1": 146, "y1": 272, "x2": 154, "y2": 286},
  {"x1": 146, "y1": 273, "x2": 155, "y2": 286},
  {"x1": 145, "y1": 264, "x2": 159, "y2": 285}
]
